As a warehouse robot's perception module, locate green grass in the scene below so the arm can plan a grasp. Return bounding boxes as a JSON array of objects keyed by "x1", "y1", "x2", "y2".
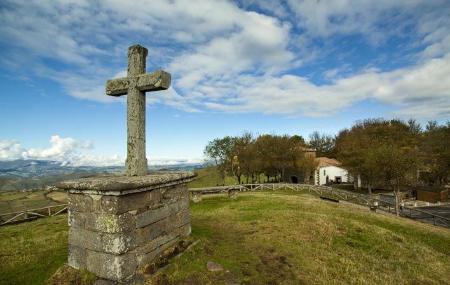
[
  {"x1": 0, "y1": 191, "x2": 61, "y2": 214},
  {"x1": 0, "y1": 215, "x2": 68, "y2": 285},
  {"x1": 151, "y1": 191, "x2": 450, "y2": 285},
  {"x1": 188, "y1": 166, "x2": 269, "y2": 188},
  {"x1": 188, "y1": 166, "x2": 239, "y2": 188},
  {"x1": 1, "y1": 191, "x2": 450, "y2": 285}
]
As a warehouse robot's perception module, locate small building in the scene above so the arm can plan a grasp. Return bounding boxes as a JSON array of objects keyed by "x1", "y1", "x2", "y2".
[
  {"x1": 416, "y1": 188, "x2": 449, "y2": 203},
  {"x1": 314, "y1": 157, "x2": 350, "y2": 185}
]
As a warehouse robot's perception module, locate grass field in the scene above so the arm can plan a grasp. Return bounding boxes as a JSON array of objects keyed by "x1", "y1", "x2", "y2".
[
  {"x1": 0, "y1": 215, "x2": 68, "y2": 285},
  {"x1": 188, "y1": 166, "x2": 239, "y2": 188},
  {"x1": 188, "y1": 166, "x2": 268, "y2": 188},
  {"x1": 0, "y1": 191, "x2": 62, "y2": 214},
  {"x1": 1, "y1": 190, "x2": 449, "y2": 285}
]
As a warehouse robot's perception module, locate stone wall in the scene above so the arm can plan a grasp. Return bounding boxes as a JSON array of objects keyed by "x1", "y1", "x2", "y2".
[{"x1": 58, "y1": 172, "x2": 194, "y2": 284}]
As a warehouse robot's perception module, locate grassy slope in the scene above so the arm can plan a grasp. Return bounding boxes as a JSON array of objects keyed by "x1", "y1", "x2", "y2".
[
  {"x1": 0, "y1": 191, "x2": 61, "y2": 214},
  {"x1": 0, "y1": 215, "x2": 68, "y2": 285},
  {"x1": 1, "y1": 190, "x2": 449, "y2": 285},
  {"x1": 188, "y1": 166, "x2": 239, "y2": 188},
  {"x1": 152, "y1": 191, "x2": 450, "y2": 285}
]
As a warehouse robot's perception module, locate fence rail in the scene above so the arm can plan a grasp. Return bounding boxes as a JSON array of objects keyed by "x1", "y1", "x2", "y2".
[
  {"x1": 0, "y1": 204, "x2": 67, "y2": 226},
  {"x1": 1, "y1": 183, "x2": 448, "y2": 228},
  {"x1": 189, "y1": 183, "x2": 450, "y2": 229}
]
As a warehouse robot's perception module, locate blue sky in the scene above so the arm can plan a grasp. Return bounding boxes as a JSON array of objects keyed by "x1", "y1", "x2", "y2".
[{"x1": 0, "y1": 0, "x2": 449, "y2": 166}]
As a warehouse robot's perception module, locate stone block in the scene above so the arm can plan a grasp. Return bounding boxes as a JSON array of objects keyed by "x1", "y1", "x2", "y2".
[
  {"x1": 69, "y1": 227, "x2": 137, "y2": 255},
  {"x1": 168, "y1": 198, "x2": 189, "y2": 214},
  {"x1": 68, "y1": 244, "x2": 87, "y2": 269},
  {"x1": 62, "y1": 172, "x2": 195, "y2": 283},
  {"x1": 68, "y1": 209, "x2": 86, "y2": 228},
  {"x1": 86, "y1": 250, "x2": 137, "y2": 282},
  {"x1": 69, "y1": 211, "x2": 136, "y2": 233},
  {"x1": 136, "y1": 224, "x2": 191, "y2": 266},
  {"x1": 115, "y1": 190, "x2": 162, "y2": 214},
  {"x1": 68, "y1": 193, "x2": 94, "y2": 213},
  {"x1": 89, "y1": 212, "x2": 136, "y2": 233},
  {"x1": 161, "y1": 185, "x2": 187, "y2": 202},
  {"x1": 136, "y1": 217, "x2": 168, "y2": 245},
  {"x1": 173, "y1": 209, "x2": 190, "y2": 228},
  {"x1": 135, "y1": 205, "x2": 171, "y2": 228},
  {"x1": 136, "y1": 237, "x2": 178, "y2": 265}
]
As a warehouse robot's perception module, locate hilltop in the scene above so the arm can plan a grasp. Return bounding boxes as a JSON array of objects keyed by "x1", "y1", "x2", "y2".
[{"x1": 1, "y1": 190, "x2": 449, "y2": 285}]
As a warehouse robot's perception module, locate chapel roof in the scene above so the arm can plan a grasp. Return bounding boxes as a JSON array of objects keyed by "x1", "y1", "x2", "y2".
[{"x1": 315, "y1": 157, "x2": 342, "y2": 168}]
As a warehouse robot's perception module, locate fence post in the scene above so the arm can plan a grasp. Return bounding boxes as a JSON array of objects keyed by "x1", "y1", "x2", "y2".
[{"x1": 48, "y1": 207, "x2": 51, "y2": 216}]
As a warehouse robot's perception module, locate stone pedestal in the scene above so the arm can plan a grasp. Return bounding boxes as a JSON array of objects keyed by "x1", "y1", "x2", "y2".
[{"x1": 57, "y1": 172, "x2": 195, "y2": 284}]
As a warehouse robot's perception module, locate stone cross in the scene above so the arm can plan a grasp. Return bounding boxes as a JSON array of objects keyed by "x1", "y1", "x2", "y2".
[{"x1": 106, "y1": 45, "x2": 171, "y2": 176}]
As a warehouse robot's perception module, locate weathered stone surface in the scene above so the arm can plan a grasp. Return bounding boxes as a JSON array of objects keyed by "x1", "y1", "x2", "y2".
[
  {"x1": 136, "y1": 205, "x2": 170, "y2": 228},
  {"x1": 103, "y1": 44, "x2": 172, "y2": 177},
  {"x1": 136, "y1": 237, "x2": 178, "y2": 266},
  {"x1": 136, "y1": 71, "x2": 171, "y2": 91},
  {"x1": 65, "y1": 179, "x2": 192, "y2": 282},
  {"x1": 63, "y1": 44, "x2": 192, "y2": 284},
  {"x1": 135, "y1": 197, "x2": 189, "y2": 228},
  {"x1": 136, "y1": 224, "x2": 191, "y2": 266},
  {"x1": 137, "y1": 217, "x2": 168, "y2": 245},
  {"x1": 161, "y1": 184, "x2": 186, "y2": 202},
  {"x1": 140, "y1": 224, "x2": 190, "y2": 254},
  {"x1": 69, "y1": 190, "x2": 163, "y2": 215},
  {"x1": 69, "y1": 227, "x2": 137, "y2": 255},
  {"x1": 136, "y1": 210, "x2": 190, "y2": 245},
  {"x1": 57, "y1": 172, "x2": 195, "y2": 194},
  {"x1": 90, "y1": 212, "x2": 136, "y2": 233},
  {"x1": 86, "y1": 250, "x2": 137, "y2": 281},
  {"x1": 68, "y1": 193, "x2": 94, "y2": 212},
  {"x1": 69, "y1": 210, "x2": 136, "y2": 233},
  {"x1": 68, "y1": 244, "x2": 87, "y2": 269}
]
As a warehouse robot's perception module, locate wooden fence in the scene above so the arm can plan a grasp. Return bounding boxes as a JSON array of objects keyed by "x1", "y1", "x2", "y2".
[
  {"x1": 189, "y1": 183, "x2": 450, "y2": 228},
  {"x1": 0, "y1": 204, "x2": 67, "y2": 226},
  {"x1": 1, "y1": 183, "x2": 448, "y2": 228}
]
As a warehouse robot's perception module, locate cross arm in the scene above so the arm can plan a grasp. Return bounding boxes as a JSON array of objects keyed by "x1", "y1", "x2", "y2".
[
  {"x1": 106, "y1": 77, "x2": 129, "y2": 96},
  {"x1": 137, "y1": 70, "x2": 171, "y2": 92}
]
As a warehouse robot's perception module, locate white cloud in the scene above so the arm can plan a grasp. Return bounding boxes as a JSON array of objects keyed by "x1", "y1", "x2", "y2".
[
  {"x1": 24, "y1": 135, "x2": 92, "y2": 161},
  {"x1": 1, "y1": 0, "x2": 449, "y2": 119},
  {"x1": 0, "y1": 135, "x2": 122, "y2": 166},
  {"x1": 286, "y1": 0, "x2": 424, "y2": 43},
  {"x1": 183, "y1": 52, "x2": 450, "y2": 118},
  {"x1": 0, "y1": 140, "x2": 25, "y2": 160},
  {"x1": 0, "y1": 136, "x2": 203, "y2": 167}
]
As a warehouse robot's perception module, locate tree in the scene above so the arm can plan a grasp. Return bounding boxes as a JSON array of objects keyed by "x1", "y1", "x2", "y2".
[
  {"x1": 204, "y1": 136, "x2": 235, "y2": 185},
  {"x1": 231, "y1": 132, "x2": 254, "y2": 184},
  {"x1": 420, "y1": 122, "x2": 450, "y2": 185},
  {"x1": 371, "y1": 145, "x2": 418, "y2": 215},
  {"x1": 335, "y1": 119, "x2": 420, "y2": 196},
  {"x1": 308, "y1": 131, "x2": 335, "y2": 157}
]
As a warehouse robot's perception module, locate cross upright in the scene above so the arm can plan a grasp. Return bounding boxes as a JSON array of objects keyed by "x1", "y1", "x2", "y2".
[{"x1": 106, "y1": 45, "x2": 171, "y2": 176}]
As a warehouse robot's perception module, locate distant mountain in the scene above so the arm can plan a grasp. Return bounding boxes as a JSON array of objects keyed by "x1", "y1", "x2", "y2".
[{"x1": 0, "y1": 159, "x2": 203, "y2": 191}]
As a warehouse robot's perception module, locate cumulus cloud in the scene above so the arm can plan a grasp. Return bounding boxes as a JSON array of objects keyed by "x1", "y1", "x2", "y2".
[
  {"x1": 0, "y1": 140, "x2": 24, "y2": 160},
  {"x1": 1, "y1": 0, "x2": 449, "y2": 119},
  {"x1": 0, "y1": 135, "x2": 121, "y2": 166},
  {"x1": 0, "y1": 136, "x2": 202, "y2": 167}
]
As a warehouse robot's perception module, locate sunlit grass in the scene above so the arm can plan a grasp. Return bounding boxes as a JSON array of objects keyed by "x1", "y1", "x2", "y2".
[{"x1": 1, "y1": 190, "x2": 449, "y2": 285}]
